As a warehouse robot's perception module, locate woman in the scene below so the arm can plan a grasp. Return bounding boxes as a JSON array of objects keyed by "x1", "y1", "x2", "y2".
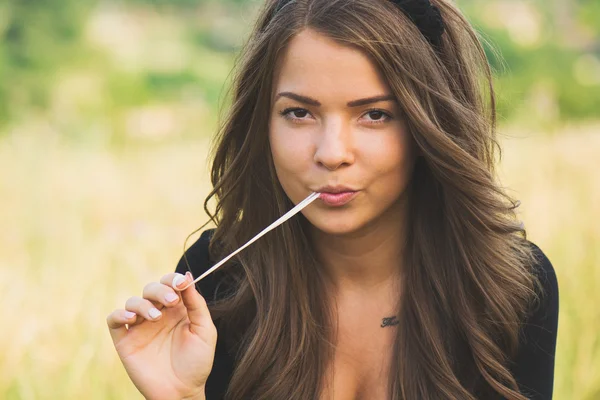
[{"x1": 107, "y1": 0, "x2": 559, "y2": 399}]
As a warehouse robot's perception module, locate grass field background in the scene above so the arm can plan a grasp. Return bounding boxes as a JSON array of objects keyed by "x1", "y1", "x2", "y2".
[{"x1": 0, "y1": 124, "x2": 598, "y2": 399}]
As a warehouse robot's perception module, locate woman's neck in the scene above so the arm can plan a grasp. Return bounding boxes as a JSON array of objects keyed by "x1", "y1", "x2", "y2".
[{"x1": 309, "y1": 197, "x2": 408, "y2": 292}]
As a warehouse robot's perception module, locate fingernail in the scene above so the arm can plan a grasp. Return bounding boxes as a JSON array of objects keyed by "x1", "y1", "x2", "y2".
[
  {"x1": 124, "y1": 311, "x2": 136, "y2": 319},
  {"x1": 148, "y1": 308, "x2": 161, "y2": 319},
  {"x1": 164, "y1": 293, "x2": 178, "y2": 303},
  {"x1": 172, "y1": 273, "x2": 186, "y2": 289}
]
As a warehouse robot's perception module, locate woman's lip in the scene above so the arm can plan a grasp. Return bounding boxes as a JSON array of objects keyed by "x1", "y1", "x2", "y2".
[{"x1": 318, "y1": 191, "x2": 358, "y2": 206}]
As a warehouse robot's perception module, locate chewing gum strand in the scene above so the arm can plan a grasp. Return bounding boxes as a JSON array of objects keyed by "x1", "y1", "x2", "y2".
[{"x1": 179, "y1": 192, "x2": 321, "y2": 291}]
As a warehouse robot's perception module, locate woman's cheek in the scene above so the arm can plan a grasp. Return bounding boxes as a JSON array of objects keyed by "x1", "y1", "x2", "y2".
[{"x1": 271, "y1": 128, "x2": 312, "y2": 175}]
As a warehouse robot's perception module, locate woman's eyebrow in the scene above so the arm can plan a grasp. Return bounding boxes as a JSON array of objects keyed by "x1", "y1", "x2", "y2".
[{"x1": 275, "y1": 92, "x2": 396, "y2": 107}]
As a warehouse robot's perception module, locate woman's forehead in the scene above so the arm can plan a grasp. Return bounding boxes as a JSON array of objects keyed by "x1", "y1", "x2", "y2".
[{"x1": 271, "y1": 29, "x2": 392, "y2": 105}]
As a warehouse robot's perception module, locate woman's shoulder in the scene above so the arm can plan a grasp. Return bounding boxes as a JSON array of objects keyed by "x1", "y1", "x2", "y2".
[
  {"x1": 527, "y1": 241, "x2": 559, "y2": 304},
  {"x1": 175, "y1": 228, "x2": 225, "y2": 302},
  {"x1": 510, "y1": 240, "x2": 559, "y2": 400},
  {"x1": 175, "y1": 228, "x2": 215, "y2": 272},
  {"x1": 523, "y1": 240, "x2": 559, "y2": 337}
]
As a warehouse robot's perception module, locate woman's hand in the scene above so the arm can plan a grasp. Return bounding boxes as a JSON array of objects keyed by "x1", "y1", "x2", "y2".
[{"x1": 107, "y1": 272, "x2": 216, "y2": 400}]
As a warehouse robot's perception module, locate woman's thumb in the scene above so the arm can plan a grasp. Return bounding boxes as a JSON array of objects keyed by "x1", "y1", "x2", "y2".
[{"x1": 173, "y1": 272, "x2": 215, "y2": 337}]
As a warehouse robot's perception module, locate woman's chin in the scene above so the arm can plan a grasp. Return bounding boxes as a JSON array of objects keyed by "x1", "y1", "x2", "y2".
[{"x1": 306, "y1": 215, "x2": 365, "y2": 237}]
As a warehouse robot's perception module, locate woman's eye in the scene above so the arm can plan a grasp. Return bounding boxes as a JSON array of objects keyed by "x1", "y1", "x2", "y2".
[
  {"x1": 279, "y1": 107, "x2": 312, "y2": 122},
  {"x1": 362, "y1": 109, "x2": 392, "y2": 124}
]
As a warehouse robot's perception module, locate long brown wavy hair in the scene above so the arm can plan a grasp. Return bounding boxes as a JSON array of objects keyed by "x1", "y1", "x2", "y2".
[{"x1": 184, "y1": 0, "x2": 541, "y2": 398}]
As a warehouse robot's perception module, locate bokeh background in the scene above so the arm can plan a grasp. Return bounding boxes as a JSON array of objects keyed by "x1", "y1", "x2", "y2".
[{"x1": 0, "y1": 0, "x2": 598, "y2": 398}]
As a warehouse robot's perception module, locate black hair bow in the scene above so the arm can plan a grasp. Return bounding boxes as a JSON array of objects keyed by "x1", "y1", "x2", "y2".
[{"x1": 391, "y1": 0, "x2": 445, "y2": 47}]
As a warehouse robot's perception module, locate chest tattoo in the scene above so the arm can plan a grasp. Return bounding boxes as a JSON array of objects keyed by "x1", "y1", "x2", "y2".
[{"x1": 381, "y1": 315, "x2": 399, "y2": 328}]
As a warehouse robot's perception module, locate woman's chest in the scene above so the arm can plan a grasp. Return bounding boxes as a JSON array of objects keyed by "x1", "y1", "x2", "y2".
[{"x1": 320, "y1": 313, "x2": 398, "y2": 400}]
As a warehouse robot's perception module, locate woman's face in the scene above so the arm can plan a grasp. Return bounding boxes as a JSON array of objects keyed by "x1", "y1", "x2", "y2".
[{"x1": 269, "y1": 29, "x2": 417, "y2": 236}]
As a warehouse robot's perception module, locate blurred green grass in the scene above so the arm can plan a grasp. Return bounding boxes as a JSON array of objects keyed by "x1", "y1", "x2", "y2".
[
  {"x1": 0, "y1": 125, "x2": 598, "y2": 399},
  {"x1": 2, "y1": 1, "x2": 599, "y2": 140}
]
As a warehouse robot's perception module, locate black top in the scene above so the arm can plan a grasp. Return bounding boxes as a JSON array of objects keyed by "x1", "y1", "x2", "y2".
[{"x1": 175, "y1": 229, "x2": 559, "y2": 400}]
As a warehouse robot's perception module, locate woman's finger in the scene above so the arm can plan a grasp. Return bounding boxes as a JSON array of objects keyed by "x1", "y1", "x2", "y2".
[
  {"x1": 106, "y1": 309, "x2": 136, "y2": 342},
  {"x1": 142, "y1": 282, "x2": 180, "y2": 308},
  {"x1": 173, "y1": 272, "x2": 217, "y2": 339},
  {"x1": 159, "y1": 272, "x2": 186, "y2": 287},
  {"x1": 124, "y1": 296, "x2": 163, "y2": 322}
]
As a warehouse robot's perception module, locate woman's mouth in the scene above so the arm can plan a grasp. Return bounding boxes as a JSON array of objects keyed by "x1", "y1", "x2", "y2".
[{"x1": 318, "y1": 191, "x2": 358, "y2": 206}]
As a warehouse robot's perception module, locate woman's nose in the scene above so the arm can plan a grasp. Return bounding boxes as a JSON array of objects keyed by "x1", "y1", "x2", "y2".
[{"x1": 313, "y1": 119, "x2": 355, "y2": 171}]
